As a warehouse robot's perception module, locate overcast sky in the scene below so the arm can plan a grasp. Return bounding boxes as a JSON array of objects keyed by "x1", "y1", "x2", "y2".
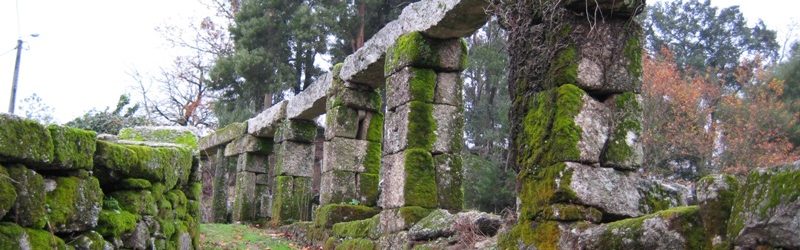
[{"x1": 0, "y1": 0, "x2": 798, "y2": 124}]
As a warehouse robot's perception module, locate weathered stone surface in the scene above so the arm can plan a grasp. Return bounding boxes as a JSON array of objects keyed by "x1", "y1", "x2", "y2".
[
  {"x1": 340, "y1": 0, "x2": 487, "y2": 86},
  {"x1": 121, "y1": 220, "x2": 149, "y2": 250},
  {"x1": 247, "y1": 101, "x2": 287, "y2": 137},
  {"x1": 558, "y1": 206, "x2": 704, "y2": 249},
  {"x1": 109, "y1": 190, "x2": 158, "y2": 216},
  {"x1": 325, "y1": 106, "x2": 360, "y2": 140},
  {"x1": 327, "y1": 85, "x2": 382, "y2": 112},
  {"x1": 319, "y1": 170, "x2": 357, "y2": 205},
  {"x1": 118, "y1": 126, "x2": 198, "y2": 151},
  {"x1": 571, "y1": 19, "x2": 643, "y2": 93},
  {"x1": 47, "y1": 125, "x2": 97, "y2": 170},
  {"x1": 255, "y1": 173, "x2": 269, "y2": 185},
  {"x1": 322, "y1": 137, "x2": 369, "y2": 173},
  {"x1": 0, "y1": 113, "x2": 54, "y2": 166},
  {"x1": 0, "y1": 222, "x2": 69, "y2": 249},
  {"x1": 565, "y1": 162, "x2": 689, "y2": 218},
  {"x1": 384, "y1": 104, "x2": 411, "y2": 155},
  {"x1": 433, "y1": 153, "x2": 463, "y2": 211},
  {"x1": 274, "y1": 119, "x2": 317, "y2": 143},
  {"x1": 539, "y1": 204, "x2": 603, "y2": 223},
  {"x1": 271, "y1": 176, "x2": 313, "y2": 224},
  {"x1": 376, "y1": 231, "x2": 410, "y2": 250},
  {"x1": 232, "y1": 171, "x2": 257, "y2": 222},
  {"x1": 432, "y1": 104, "x2": 464, "y2": 154},
  {"x1": 408, "y1": 209, "x2": 455, "y2": 241},
  {"x1": 0, "y1": 166, "x2": 16, "y2": 220},
  {"x1": 235, "y1": 153, "x2": 267, "y2": 174},
  {"x1": 7, "y1": 166, "x2": 47, "y2": 229},
  {"x1": 573, "y1": 94, "x2": 611, "y2": 164},
  {"x1": 697, "y1": 174, "x2": 739, "y2": 249},
  {"x1": 210, "y1": 149, "x2": 233, "y2": 223},
  {"x1": 728, "y1": 164, "x2": 800, "y2": 249},
  {"x1": 385, "y1": 32, "x2": 468, "y2": 76},
  {"x1": 313, "y1": 204, "x2": 379, "y2": 229},
  {"x1": 69, "y1": 231, "x2": 114, "y2": 250},
  {"x1": 377, "y1": 207, "x2": 431, "y2": 234},
  {"x1": 273, "y1": 141, "x2": 315, "y2": 177},
  {"x1": 434, "y1": 72, "x2": 463, "y2": 106},
  {"x1": 287, "y1": 72, "x2": 332, "y2": 120},
  {"x1": 602, "y1": 93, "x2": 644, "y2": 170},
  {"x1": 331, "y1": 216, "x2": 380, "y2": 240},
  {"x1": 46, "y1": 176, "x2": 104, "y2": 233},
  {"x1": 256, "y1": 184, "x2": 272, "y2": 218},
  {"x1": 198, "y1": 122, "x2": 246, "y2": 150},
  {"x1": 386, "y1": 67, "x2": 435, "y2": 110},
  {"x1": 94, "y1": 141, "x2": 193, "y2": 188},
  {"x1": 223, "y1": 134, "x2": 273, "y2": 156},
  {"x1": 378, "y1": 152, "x2": 405, "y2": 209}
]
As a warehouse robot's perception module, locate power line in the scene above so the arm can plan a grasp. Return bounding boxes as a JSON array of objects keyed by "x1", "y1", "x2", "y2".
[{"x1": 0, "y1": 47, "x2": 17, "y2": 57}]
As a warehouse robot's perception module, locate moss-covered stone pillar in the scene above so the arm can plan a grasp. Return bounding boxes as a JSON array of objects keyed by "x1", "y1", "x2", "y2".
[
  {"x1": 271, "y1": 119, "x2": 317, "y2": 224},
  {"x1": 319, "y1": 64, "x2": 384, "y2": 207},
  {"x1": 497, "y1": 0, "x2": 646, "y2": 248},
  {"x1": 209, "y1": 147, "x2": 234, "y2": 223},
  {"x1": 226, "y1": 134, "x2": 272, "y2": 222},
  {"x1": 377, "y1": 31, "x2": 467, "y2": 233}
]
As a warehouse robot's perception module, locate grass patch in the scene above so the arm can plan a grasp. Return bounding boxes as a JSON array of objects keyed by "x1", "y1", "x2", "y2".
[{"x1": 200, "y1": 223, "x2": 297, "y2": 250}]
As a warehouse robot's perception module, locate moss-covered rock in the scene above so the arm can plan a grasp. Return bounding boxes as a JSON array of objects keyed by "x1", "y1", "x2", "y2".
[
  {"x1": 118, "y1": 126, "x2": 198, "y2": 151},
  {"x1": 47, "y1": 125, "x2": 96, "y2": 170},
  {"x1": 696, "y1": 174, "x2": 739, "y2": 249},
  {"x1": 198, "y1": 122, "x2": 246, "y2": 150},
  {"x1": 727, "y1": 165, "x2": 800, "y2": 249},
  {"x1": 601, "y1": 92, "x2": 643, "y2": 170},
  {"x1": 518, "y1": 162, "x2": 577, "y2": 221},
  {"x1": 540, "y1": 204, "x2": 602, "y2": 223},
  {"x1": 271, "y1": 176, "x2": 313, "y2": 225},
  {"x1": 93, "y1": 140, "x2": 139, "y2": 180},
  {"x1": 274, "y1": 119, "x2": 318, "y2": 143},
  {"x1": 517, "y1": 85, "x2": 586, "y2": 170},
  {"x1": 332, "y1": 216, "x2": 379, "y2": 239},
  {"x1": 0, "y1": 113, "x2": 54, "y2": 166},
  {"x1": 166, "y1": 189, "x2": 188, "y2": 219},
  {"x1": 0, "y1": 166, "x2": 15, "y2": 219},
  {"x1": 358, "y1": 173, "x2": 379, "y2": 206},
  {"x1": 120, "y1": 178, "x2": 152, "y2": 189},
  {"x1": 6, "y1": 165, "x2": 46, "y2": 229},
  {"x1": 325, "y1": 105, "x2": 360, "y2": 140},
  {"x1": 594, "y1": 206, "x2": 706, "y2": 249},
  {"x1": 433, "y1": 154, "x2": 463, "y2": 211},
  {"x1": 109, "y1": 190, "x2": 158, "y2": 216},
  {"x1": 185, "y1": 181, "x2": 202, "y2": 200},
  {"x1": 497, "y1": 219, "x2": 561, "y2": 250},
  {"x1": 45, "y1": 176, "x2": 104, "y2": 233},
  {"x1": 384, "y1": 32, "x2": 468, "y2": 76},
  {"x1": 95, "y1": 209, "x2": 139, "y2": 238},
  {"x1": 335, "y1": 238, "x2": 375, "y2": 250},
  {"x1": 314, "y1": 204, "x2": 380, "y2": 229},
  {"x1": 408, "y1": 209, "x2": 455, "y2": 241},
  {"x1": 403, "y1": 149, "x2": 438, "y2": 208},
  {"x1": 69, "y1": 230, "x2": 114, "y2": 250},
  {"x1": 385, "y1": 67, "x2": 436, "y2": 110},
  {"x1": 25, "y1": 227, "x2": 68, "y2": 250}
]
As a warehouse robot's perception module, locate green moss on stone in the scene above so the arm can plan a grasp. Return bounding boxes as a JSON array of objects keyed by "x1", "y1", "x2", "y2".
[
  {"x1": 540, "y1": 204, "x2": 602, "y2": 222},
  {"x1": 94, "y1": 140, "x2": 139, "y2": 175},
  {"x1": 159, "y1": 218, "x2": 176, "y2": 238},
  {"x1": 519, "y1": 84, "x2": 584, "y2": 171},
  {"x1": 0, "y1": 114, "x2": 54, "y2": 166},
  {"x1": 96, "y1": 209, "x2": 139, "y2": 237},
  {"x1": 314, "y1": 204, "x2": 379, "y2": 229},
  {"x1": 272, "y1": 176, "x2": 313, "y2": 225},
  {"x1": 549, "y1": 46, "x2": 578, "y2": 87},
  {"x1": 335, "y1": 238, "x2": 375, "y2": 250},
  {"x1": 623, "y1": 36, "x2": 643, "y2": 80},
  {"x1": 458, "y1": 38, "x2": 469, "y2": 69},
  {"x1": 409, "y1": 68, "x2": 436, "y2": 104},
  {"x1": 167, "y1": 189, "x2": 189, "y2": 219},
  {"x1": 120, "y1": 178, "x2": 152, "y2": 189},
  {"x1": 518, "y1": 162, "x2": 577, "y2": 220},
  {"x1": 186, "y1": 182, "x2": 202, "y2": 200},
  {"x1": 151, "y1": 182, "x2": 166, "y2": 201},
  {"x1": 398, "y1": 206, "x2": 432, "y2": 226},
  {"x1": 48, "y1": 125, "x2": 96, "y2": 170},
  {"x1": 598, "y1": 206, "x2": 705, "y2": 249},
  {"x1": 109, "y1": 190, "x2": 158, "y2": 216},
  {"x1": 363, "y1": 142, "x2": 382, "y2": 175},
  {"x1": 499, "y1": 220, "x2": 561, "y2": 250},
  {"x1": 358, "y1": 173, "x2": 379, "y2": 206},
  {"x1": 331, "y1": 216, "x2": 379, "y2": 239},
  {"x1": 324, "y1": 236, "x2": 338, "y2": 250},
  {"x1": 25, "y1": 227, "x2": 68, "y2": 250},
  {"x1": 385, "y1": 32, "x2": 437, "y2": 75},
  {"x1": 403, "y1": 149, "x2": 438, "y2": 208},
  {"x1": 6, "y1": 165, "x2": 46, "y2": 229},
  {"x1": 433, "y1": 154, "x2": 463, "y2": 212},
  {"x1": 0, "y1": 166, "x2": 16, "y2": 219},
  {"x1": 118, "y1": 127, "x2": 198, "y2": 151},
  {"x1": 69, "y1": 231, "x2": 112, "y2": 250},
  {"x1": 602, "y1": 92, "x2": 642, "y2": 167},
  {"x1": 365, "y1": 113, "x2": 384, "y2": 143},
  {"x1": 158, "y1": 197, "x2": 174, "y2": 220},
  {"x1": 727, "y1": 167, "x2": 800, "y2": 241},
  {"x1": 0, "y1": 222, "x2": 26, "y2": 249},
  {"x1": 407, "y1": 101, "x2": 436, "y2": 151},
  {"x1": 276, "y1": 120, "x2": 318, "y2": 143},
  {"x1": 45, "y1": 176, "x2": 104, "y2": 231}
]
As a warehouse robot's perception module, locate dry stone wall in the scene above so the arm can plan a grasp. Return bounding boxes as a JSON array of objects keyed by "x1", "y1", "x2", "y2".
[{"x1": 0, "y1": 115, "x2": 201, "y2": 249}]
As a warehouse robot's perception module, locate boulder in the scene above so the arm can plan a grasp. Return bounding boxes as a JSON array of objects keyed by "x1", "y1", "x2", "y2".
[
  {"x1": 69, "y1": 231, "x2": 114, "y2": 250},
  {"x1": 47, "y1": 125, "x2": 97, "y2": 170},
  {"x1": 45, "y1": 176, "x2": 104, "y2": 233},
  {"x1": 0, "y1": 113, "x2": 54, "y2": 166},
  {"x1": 408, "y1": 209, "x2": 456, "y2": 241},
  {"x1": 7, "y1": 165, "x2": 47, "y2": 228}
]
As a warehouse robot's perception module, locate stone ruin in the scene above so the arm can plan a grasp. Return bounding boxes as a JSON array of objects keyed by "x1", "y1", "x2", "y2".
[
  {"x1": 0, "y1": 117, "x2": 202, "y2": 249},
  {"x1": 195, "y1": 0, "x2": 800, "y2": 249}
]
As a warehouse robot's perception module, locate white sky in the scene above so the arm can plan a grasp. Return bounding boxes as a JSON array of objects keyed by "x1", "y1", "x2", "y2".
[{"x1": 0, "y1": 0, "x2": 798, "y2": 124}]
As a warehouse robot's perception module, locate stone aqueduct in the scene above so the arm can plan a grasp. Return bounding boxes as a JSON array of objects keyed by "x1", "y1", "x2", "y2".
[{"x1": 198, "y1": 0, "x2": 800, "y2": 249}]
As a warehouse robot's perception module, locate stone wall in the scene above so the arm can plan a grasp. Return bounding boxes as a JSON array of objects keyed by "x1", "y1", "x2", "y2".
[{"x1": 0, "y1": 115, "x2": 201, "y2": 249}]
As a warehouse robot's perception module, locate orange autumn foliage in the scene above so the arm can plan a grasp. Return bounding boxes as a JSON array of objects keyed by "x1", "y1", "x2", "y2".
[{"x1": 642, "y1": 48, "x2": 798, "y2": 175}]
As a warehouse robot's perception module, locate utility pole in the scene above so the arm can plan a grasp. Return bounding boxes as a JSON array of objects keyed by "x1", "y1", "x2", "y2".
[{"x1": 8, "y1": 39, "x2": 23, "y2": 114}]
